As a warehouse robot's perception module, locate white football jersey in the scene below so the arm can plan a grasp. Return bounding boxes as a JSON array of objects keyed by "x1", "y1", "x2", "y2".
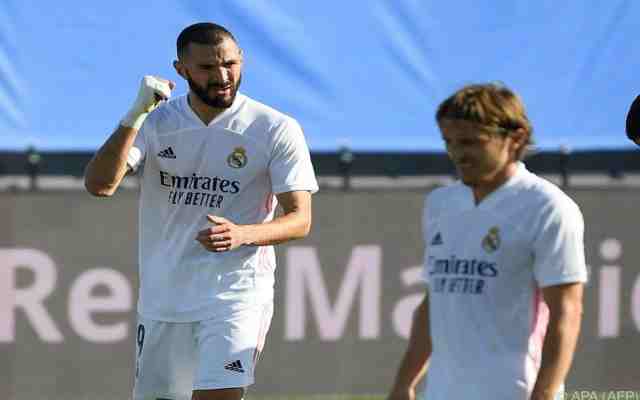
[
  {"x1": 421, "y1": 163, "x2": 587, "y2": 400},
  {"x1": 127, "y1": 93, "x2": 318, "y2": 322}
]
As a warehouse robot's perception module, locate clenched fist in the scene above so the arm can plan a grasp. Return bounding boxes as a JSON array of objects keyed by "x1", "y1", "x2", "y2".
[{"x1": 121, "y1": 75, "x2": 175, "y2": 130}]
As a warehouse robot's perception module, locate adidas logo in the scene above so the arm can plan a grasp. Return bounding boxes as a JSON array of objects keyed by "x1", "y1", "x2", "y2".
[
  {"x1": 224, "y1": 360, "x2": 245, "y2": 373},
  {"x1": 430, "y1": 232, "x2": 443, "y2": 246},
  {"x1": 158, "y1": 147, "x2": 176, "y2": 159}
]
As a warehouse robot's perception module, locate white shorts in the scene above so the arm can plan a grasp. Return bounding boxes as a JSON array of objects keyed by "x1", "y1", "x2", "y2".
[{"x1": 132, "y1": 302, "x2": 273, "y2": 400}]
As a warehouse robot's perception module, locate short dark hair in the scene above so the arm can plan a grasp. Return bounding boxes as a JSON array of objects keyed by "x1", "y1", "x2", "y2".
[
  {"x1": 626, "y1": 95, "x2": 640, "y2": 143},
  {"x1": 176, "y1": 22, "x2": 237, "y2": 59}
]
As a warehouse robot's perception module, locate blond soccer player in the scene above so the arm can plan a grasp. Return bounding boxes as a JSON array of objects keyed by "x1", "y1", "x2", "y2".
[{"x1": 388, "y1": 83, "x2": 586, "y2": 400}]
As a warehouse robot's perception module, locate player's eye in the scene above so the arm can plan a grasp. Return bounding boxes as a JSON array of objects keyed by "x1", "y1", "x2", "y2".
[{"x1": 199, "y1": 65, "x2": 215, "y2": 71}]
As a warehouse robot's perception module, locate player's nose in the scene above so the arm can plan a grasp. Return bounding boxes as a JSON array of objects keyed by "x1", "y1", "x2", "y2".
[{"x1": 210, "y1": 67, "x2": 228, "y2": 82}]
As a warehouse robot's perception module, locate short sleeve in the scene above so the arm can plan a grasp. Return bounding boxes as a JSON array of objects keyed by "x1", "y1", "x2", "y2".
[
  {"x1": 532, "y1": 200, "x2": 588, "y2": 287},
  {"x1": 269, "y1": 118, "x2": 319, "y2": 194},
  {"x1": 421, "y1": 194, "x2": 433, "y2": 284},
  {"x1": 127, "y1": 123, "x2": 148, "y2": 172}
]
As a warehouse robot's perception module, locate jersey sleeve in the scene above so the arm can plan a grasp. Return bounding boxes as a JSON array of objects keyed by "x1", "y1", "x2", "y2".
[
  {"x1": 126, "y1": 123, "x2": 148, "y2": 172},
  {"x1": 421, "y1": 194, "x2": 434, "y2": 284},
  {"x1": 532, "y1": 199, "x2": 588, "y2": 287},
  {"x1": 269, "y1": 118, "x2": 319, "y2": 194}
]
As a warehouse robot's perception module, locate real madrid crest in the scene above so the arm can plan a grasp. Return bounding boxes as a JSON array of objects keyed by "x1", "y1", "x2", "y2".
[
  {"x1": 481, "y1": 226, "x2": 500, "y2": 253},
  {"x1": 227, "y1": 147, "x2": 248, "y2": 169}
]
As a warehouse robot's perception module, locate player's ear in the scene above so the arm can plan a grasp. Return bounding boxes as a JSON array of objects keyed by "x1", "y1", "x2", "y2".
[
  {"x1": 173, "y1": 60, "x2": 187, "y2": 80},
  {"x1": 509, "y1": 128, "x2": 528, "y2": 157}
]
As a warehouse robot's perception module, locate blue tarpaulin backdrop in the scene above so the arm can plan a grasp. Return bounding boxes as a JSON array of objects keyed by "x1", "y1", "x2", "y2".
[{"x1": 1, "y1": 1, "x2": 638, "y2": 151}]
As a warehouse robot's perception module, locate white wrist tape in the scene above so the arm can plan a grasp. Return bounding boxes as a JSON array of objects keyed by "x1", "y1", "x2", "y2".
[
  {"x1": 121, "y1": 109, "x2": 149, "y2": 131},
  {"x1": 121, "y1": 75, "x2": 172, "y2": 130}
]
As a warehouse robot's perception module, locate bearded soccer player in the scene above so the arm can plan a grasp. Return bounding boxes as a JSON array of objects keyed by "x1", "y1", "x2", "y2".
[
  {"x1": 84, "y1": 22, "x2": 318, "y2": 400},
  {"x1": 387, "y1": 83, "x2": 586, "y2": 400}
]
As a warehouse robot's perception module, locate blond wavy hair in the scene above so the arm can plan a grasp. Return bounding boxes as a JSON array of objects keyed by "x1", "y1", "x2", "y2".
[{"x1": 436, "y1": 83, "x2": 534, "y2": 160}]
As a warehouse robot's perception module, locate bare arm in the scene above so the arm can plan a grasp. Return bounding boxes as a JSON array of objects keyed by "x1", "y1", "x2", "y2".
[
  {"x1": 245, "y1": 190, "x2": 312, "y2": 245},
  {"x1": 196, "y1": 190, "x2": 312, "y2": 251},
  {"x1": 387, "y1": 293, "x2": 432, "y2": 400},
  {"x1": 531, "y1": 282, "x2": 584, "y2": 400},
  {"x1": 84, "y1": 125, "x2": 138, "y2": 197},
  {"x1": 84, "y1": 76, "x2": 173, "y2": 197}
]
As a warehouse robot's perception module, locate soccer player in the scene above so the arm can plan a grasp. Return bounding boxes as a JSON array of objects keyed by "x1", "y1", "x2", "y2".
[
  {"x1": 387, "y1": 83, "x2": 586, "y2": 400},
  {"x1": 84, "y1": 22, "x2": 318, "y2": 400}
]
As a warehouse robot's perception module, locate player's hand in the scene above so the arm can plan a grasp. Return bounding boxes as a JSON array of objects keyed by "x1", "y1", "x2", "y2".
[
  {"x1": 195, "y1": 215, "x2": 249, "y2": 252},
  {"x1": 121, "y1": 75, "x2": 175, "y2": 130},
  {"x1": 386, "y1": 386, "x2": 416, "y2": 400}
]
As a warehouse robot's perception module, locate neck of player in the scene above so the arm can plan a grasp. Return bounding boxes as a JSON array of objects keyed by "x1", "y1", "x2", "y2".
[
  {"x1": 471, "y1": 161, "x2": 518, "y2": 205},
  {"x1": 188, "y1": 92, "x2": 226, "y2": 126}
]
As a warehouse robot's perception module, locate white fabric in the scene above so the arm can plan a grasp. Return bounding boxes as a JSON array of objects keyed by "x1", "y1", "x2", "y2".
[
  {"x1": 420, "y1": 163, "x2": 586, "y2": 400},
  {"x1": 132, "y1": 303, "x2": 273, "y2": 399},
  {"x1": 128, "y1": 93, "x2": 318, "y2": 322}
]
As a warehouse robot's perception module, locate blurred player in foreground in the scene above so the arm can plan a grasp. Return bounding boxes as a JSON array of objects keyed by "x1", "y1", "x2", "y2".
[
  {"x1": 626, "y1": 94, "x2": 640, "y2": 145},
  {"x1": 84, "y1": 22, "x2": 318, "y2": 400},
  {"x1": 387, "y1": 83, "x2": 586, "y2": 400}
]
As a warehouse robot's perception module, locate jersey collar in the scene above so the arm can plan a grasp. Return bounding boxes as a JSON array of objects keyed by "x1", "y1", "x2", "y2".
[{"x1": 469, "y1": 161, "x2": 528, "y2": 210}]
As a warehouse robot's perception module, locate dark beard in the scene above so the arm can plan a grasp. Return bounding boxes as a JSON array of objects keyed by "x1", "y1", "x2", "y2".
[{"x1": 187, "y1": 73, "x2": 241, "y2": 109}]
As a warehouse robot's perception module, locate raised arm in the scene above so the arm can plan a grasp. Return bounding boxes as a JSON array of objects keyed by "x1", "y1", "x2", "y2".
[{"x1": 84, "y1": 76, "x2": 173, "y2": 197}]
